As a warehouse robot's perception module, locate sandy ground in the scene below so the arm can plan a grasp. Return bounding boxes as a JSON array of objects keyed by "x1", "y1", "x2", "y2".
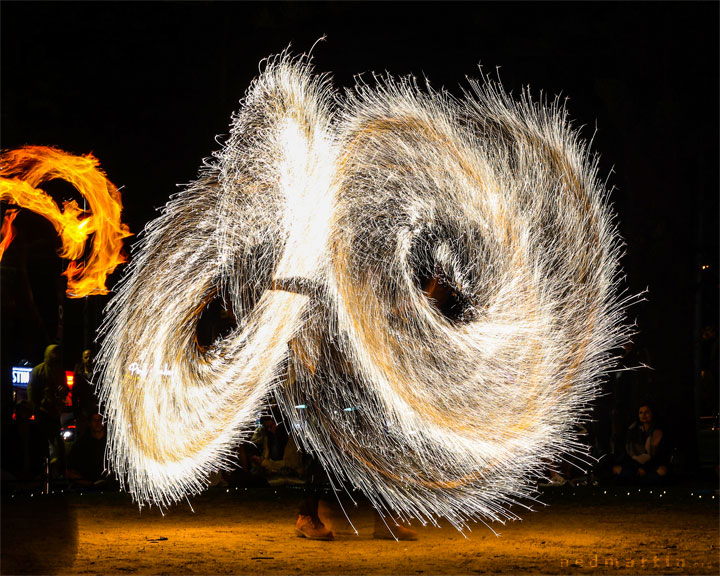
[{"x1": 1, "y1": 483, "x2": 718, "y2": 575}]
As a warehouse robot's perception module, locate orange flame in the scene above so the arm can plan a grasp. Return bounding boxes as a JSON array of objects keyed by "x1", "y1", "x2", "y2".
[
  {"x1": 0, "y1": 207, "x2": 19, "y2": 260},
  {"x1": 0, "y1": 146, "x2": 131, "y2": 297}
]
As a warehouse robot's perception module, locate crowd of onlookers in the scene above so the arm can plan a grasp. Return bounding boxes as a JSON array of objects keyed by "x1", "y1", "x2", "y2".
[
  {"x1": 0, "y1": 342, "x2": 705, "y2": 495},
  {"x1": 0, "y1": 344, "x2": 311, "y2": 493},
  {"x1": 1, "y1": 339, "x2": 714, "y2": 543},
  {"x1": 1, "y1": 345, "x2": 114, "y2": 491}
]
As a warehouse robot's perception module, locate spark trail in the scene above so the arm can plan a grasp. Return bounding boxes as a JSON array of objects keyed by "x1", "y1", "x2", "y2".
[{"x1": 97, "y1": 53, "x2": 633, "y2": 529}]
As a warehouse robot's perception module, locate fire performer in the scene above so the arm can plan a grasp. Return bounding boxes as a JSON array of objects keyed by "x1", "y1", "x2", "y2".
[{"x1": 96, "y1": 51, "x2": 633, "y2": 533}]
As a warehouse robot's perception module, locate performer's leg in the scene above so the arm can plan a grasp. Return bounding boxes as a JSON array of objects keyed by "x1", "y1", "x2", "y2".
[{"x1": 295, "y1": 453, "x2": 333, "y2": 540}]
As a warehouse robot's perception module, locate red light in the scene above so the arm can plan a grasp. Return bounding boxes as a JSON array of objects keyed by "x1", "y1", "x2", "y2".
[{"x1": 65, "y1": 371, "x2": 74, "y2": 406}]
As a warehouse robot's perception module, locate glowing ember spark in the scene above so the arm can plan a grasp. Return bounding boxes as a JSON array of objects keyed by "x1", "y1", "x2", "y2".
[
  {"x1": 97, "y1": 53, "x2": 634, "y2": 529},
  {"x1": 0, "y1": 146, "x2": 131, "y2": 297},
  {"x1": 0, "y1": 208, "x2": 19, "y2": 260}
]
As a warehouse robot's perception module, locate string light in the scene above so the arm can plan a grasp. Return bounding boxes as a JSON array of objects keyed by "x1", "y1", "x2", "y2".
[{"x1": 97, "y1": 52, "x2": 632, "y2": 529}]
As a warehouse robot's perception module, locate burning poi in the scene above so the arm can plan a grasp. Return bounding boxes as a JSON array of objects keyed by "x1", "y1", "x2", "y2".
[
  {"x1": 96, "y1": 52, "x2": 632, "y2": 530},
  {"x1": 0, "y1": 146, "x2": 130, "y2": 297}
]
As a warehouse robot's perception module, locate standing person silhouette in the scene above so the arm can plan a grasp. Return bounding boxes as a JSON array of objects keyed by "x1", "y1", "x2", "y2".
[
  {"x1": 73, "y1": 349, "x2": 99, "y2": 438},
  {"x1": 28, "y1": 344, "x2": 68, "y2": 478}
]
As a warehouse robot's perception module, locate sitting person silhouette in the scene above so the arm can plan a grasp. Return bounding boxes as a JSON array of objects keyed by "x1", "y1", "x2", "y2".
[
  {"x1": 250, "y1": 414, "x2": 303, "y2": 478},
  {"x1": 612, "y1": 402, "x2": 668, "y2": 484}
]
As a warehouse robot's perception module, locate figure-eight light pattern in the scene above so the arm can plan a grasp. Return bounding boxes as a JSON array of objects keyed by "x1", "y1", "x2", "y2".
[{"x1": 97, "y1": 53, "x2": 632, "y2": 530}]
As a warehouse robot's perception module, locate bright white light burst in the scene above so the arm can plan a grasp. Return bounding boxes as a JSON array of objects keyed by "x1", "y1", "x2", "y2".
[{"x1": 97, "y1": 52, "x2": 633, "y2": 529}]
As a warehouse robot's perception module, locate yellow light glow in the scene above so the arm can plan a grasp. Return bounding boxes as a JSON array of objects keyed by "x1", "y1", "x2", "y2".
[{"x1": 0, "y1": 146, "x2": 131, "y2": 297}]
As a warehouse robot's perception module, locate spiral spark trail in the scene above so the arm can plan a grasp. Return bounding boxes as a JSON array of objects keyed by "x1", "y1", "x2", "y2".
[{"x1": 97, "y1": 53, "x2": 633, "y2": 527}]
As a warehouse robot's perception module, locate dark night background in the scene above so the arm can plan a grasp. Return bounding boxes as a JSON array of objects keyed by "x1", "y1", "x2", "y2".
[{"x1": 1, "y1": 2, "x2": 718, "y2": 470}]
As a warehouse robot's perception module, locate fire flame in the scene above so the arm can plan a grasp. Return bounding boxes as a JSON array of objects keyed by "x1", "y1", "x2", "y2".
[
  {"x1": 0, "y1": 146, "x2": 131, "y2": 297},
  {"x1": 0, "y1": 208, "x2": 19, "y2": 260}
]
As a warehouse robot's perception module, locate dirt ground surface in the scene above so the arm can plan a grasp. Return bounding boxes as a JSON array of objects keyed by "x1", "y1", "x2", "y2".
[{"x1": 1, "y1": 482, "x2": 718, "y2": 575}]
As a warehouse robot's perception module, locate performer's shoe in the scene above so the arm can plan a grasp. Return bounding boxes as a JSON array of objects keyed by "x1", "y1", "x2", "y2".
[
  {"x1": 295, "y1": 515, "x2": 334, "y2": 540},
  {"x1": 373, "y1": 517, "x2": 418, "y2": 541}
]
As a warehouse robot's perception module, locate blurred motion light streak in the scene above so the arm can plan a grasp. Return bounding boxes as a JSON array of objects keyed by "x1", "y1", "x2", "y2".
[{"x1": 97, "y1": 53, "x2": 633, "y2": 528}]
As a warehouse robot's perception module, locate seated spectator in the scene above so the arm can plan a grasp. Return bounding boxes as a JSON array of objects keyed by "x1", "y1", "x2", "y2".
[
  {"x1": 613, "y1": 402, "x2": 668, "y2": 484},
  {"x1": 222, "y1": 442, "x2": 269, "y2": 488},
  {"x1": 67, "y1": 413, "x2": 114, "y2": 487},
  {"x1": 250, "y1": 415, "x2": 303, "y2": 479}
]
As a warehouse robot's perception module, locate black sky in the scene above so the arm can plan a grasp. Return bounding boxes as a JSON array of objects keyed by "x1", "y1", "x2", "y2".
[{"x1": 1, "y1": 2, "x2": 718, "y2": 457}]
